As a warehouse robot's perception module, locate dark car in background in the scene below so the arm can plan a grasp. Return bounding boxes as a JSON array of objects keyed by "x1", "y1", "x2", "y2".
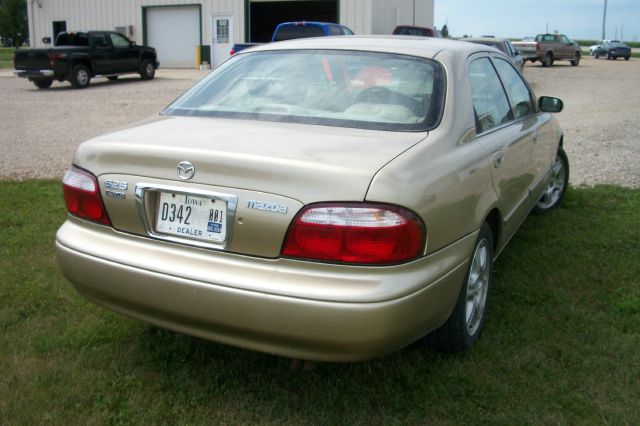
[
  {"x1": 464, "y1": 37, "x2": 524, "y2": 70},
  {"x1": 392, "y1": 25, "x2": 442, "y2": 38},
  {"x1": 595, "y1": 41, "x2": 631, "y2": 60}
]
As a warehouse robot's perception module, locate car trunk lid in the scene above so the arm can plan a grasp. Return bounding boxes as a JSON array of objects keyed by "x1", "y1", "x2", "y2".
[{"x1": 76, "y1": 115, "x2": 427, "y2": 257}]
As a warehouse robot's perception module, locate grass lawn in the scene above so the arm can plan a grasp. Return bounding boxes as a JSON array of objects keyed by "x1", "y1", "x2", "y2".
[
  {"x1": 1, "y1": 181, "x2": 638, "y2": 424},
  {"x1": 0, "y1": 47, "x2": 14, "y2": 69}
]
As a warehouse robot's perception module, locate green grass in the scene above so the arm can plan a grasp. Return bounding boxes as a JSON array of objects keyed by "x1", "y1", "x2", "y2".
[
  {"x1": 0, "y1": 47, "x2": 14, "y2": 69},
  {"x1": 1, "y1": 181, "x2": 639, "y2": 424}
]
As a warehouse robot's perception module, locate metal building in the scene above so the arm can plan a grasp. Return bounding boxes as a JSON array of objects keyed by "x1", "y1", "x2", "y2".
[{"x1": 26, "y1": 0, "x2": 434, "y2": 68}]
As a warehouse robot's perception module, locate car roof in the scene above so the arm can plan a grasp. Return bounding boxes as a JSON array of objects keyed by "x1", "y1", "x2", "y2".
[
  {"x1": 243, "y1": 35, "x2": 487, "y2": 59},
  {"x1": 465, "y1": 37, "x2": 508, "y2": 43}
]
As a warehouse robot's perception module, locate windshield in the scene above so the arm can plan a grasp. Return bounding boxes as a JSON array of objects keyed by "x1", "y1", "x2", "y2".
[{"x1": 163, "y1": 49, "x2": 445, "y2": 132}]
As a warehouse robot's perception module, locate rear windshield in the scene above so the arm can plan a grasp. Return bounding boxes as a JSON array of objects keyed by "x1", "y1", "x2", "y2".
[
  {"x1": 393, "y1": 27, "x2": 435, "y2": 37},
  {"x1": 273, "y1": 25, "x2": 325, "y2": 42},
  {"x1": 163, "y1": 49, "x2": 445, "y2": 132},
  {"x1": 55, "y1": 32, "x2": 89, "y2": 46}
]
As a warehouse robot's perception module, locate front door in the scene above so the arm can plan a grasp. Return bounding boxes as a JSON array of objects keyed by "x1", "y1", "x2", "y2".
[{"x1": 211, "y1": 16, "x2": 233, "y2": 68}]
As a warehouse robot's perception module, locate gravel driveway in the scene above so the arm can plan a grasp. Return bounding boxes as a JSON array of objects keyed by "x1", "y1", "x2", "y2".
[{"x1": 1, "y1": 58, "x2": 638, "y2": 187}]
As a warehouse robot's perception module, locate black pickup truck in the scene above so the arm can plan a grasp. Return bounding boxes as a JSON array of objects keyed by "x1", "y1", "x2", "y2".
[{"x1": 13, "y1": 31, "x2": 159, "y2": 89}]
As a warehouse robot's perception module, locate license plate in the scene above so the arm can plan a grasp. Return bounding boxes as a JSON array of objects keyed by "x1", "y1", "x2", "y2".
[{"x1": 155, "y1": 192, "x2": 227, "y2": 243}]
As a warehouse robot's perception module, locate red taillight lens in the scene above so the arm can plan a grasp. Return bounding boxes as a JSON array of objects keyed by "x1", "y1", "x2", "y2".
[
  {"x1": 62, "y1": 167, "x2": 110, "y2": 225},
  {"x1": 229, "y1": 49, "x2": 236, "y2": 55},
  {"x1": 282, "y1": 203, "x2": 425, "y2": 265},
  {"x1": 48, "y1": 52, "x2": 65, "y2": 67}
]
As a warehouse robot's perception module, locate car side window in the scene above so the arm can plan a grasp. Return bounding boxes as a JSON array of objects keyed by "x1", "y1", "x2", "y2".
[
  {"x1": 468, "y1": 57, "x2": 513, "y2": 134},
  {"x1": 90, "y1": 34, "x2": 109, "y2": 47},
  {"x1": 493, "y1": 58, "x2": 534, "y2": 119},
  {"x1": 109, "y1": 33, "x2": 130, "y2": 48}
]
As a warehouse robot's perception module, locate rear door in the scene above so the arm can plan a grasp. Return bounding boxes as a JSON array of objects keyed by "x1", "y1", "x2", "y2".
[
  {"x1": 468, "y1": 55, "x2": 535, "y2": 239},
  {"x1": 89, "y1": 33, "x2": 114, "y2": 74}
]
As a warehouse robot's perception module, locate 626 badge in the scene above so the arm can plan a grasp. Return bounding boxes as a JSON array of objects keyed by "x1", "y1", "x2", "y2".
[{"x1": 156, "y1": 192, "x2": 227, "y2": 243}]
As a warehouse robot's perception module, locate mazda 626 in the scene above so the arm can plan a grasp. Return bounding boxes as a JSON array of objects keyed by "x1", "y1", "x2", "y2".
[{"x1": 56, "y1": 36, "x2": 568, "y2": 362}]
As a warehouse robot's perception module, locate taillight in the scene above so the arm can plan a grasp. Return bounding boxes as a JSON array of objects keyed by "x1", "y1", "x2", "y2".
[
  {"x1": 282, "y1": 203, "x2": 425, "y2": 265},
  {"x1": 48, "y1": 52, "x2": 65, "y2": 67},
  {"x1": 229, "y1": 49, "x2": 236, "y2": 55},
  {"x1": 62, "y1": 167, "x2": 111, "y2": 225}
]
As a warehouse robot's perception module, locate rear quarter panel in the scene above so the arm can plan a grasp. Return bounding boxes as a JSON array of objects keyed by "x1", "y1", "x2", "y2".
[{"x1": 365, "y1": 50, "x2": 497, "y2": 255}]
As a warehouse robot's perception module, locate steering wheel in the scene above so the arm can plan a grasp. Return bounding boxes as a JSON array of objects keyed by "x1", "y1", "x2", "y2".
[{"x1": 353, "y1": 86, "x2": 424, "y2": 116}]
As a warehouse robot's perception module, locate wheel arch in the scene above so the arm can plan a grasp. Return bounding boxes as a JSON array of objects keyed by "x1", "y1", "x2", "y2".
[{"x1": 484, "y1": 208, "x2": 502, "y2": 253}]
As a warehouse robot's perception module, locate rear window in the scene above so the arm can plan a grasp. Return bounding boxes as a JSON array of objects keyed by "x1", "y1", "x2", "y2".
[
  {"x1": 393, "y1": 27, "x2": 435, "y2": 37},
  {"x1": 55, "y1": 32, "x2": 89, "y2": 46},
  {"x1": 273, "y1": 25, "x2": 325, "y2": 42},
  {"x1": 164, "y1": 49, "x2": 445, "y2": 132}
]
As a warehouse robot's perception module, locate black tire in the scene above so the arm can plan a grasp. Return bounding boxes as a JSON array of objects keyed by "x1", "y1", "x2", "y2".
[
  {"x1": 607, "y1": 53, "x2": 613, "y2": 60},
  {"x1": 570, "y1": 52, "x2": 580, "y2": 66},
  {"x1": 542, "y1": 52, "x2": 553, "y2": 67},
  {"x1": 428, "y1": 222, "x2": 494, "y2": 352},
  {"x1": 139, "y1": 59, "x2": 155, "y2": 80},
  {"x1": 107, "y1": 75, "x2": 119, "y2": 81},
  {"x1": 595, "y1": 51, "x2": 600, "y2": 59},
  {"x1": 533, "y1": 146, "x2": 569, "y2": 214},
  {"x1": 624, "y1": 56, "x2": 630, "y2": 61},
  {"x1": 32, "y1": 79, "x2": 53, "y2": 89},
  {"x1": 70, "y1": 64, "x2": 91, "y2": 89}
]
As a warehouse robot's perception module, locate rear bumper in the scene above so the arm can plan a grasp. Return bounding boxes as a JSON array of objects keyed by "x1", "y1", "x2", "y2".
[
  {"x1": 13, "y1": 69, "x2": 54, "y2": 78},
  {"x1": 56, "y1": 217, "x2": 476, "y2": 362}
]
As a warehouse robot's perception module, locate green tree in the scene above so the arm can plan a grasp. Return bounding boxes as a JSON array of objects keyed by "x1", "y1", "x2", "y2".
[{"x1": 0, "y1": 0, "x2": 27, "y2": 47}]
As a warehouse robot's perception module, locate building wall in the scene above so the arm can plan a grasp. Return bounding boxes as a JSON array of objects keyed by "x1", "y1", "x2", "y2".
[
  {"x1": 27, "y1": 0, "x2": 246, "y2": 48},
  {"x1": 27, "y1": 0, "x2": 434, "y2": 48},
  {"x1": 339, "y1": 0, "x2": 373, "y2": 35}
]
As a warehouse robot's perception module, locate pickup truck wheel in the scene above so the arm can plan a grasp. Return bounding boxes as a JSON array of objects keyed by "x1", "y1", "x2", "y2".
[
  {"x1": 70, "y1": 65, "x2": 91, "y2": 89},
  {"x1": 595, "y1": 51, "x2": 600, "y2": 59},
  {"x1": 140, "y1": 59, "x2": 155, "y2": 80},
  {"x1": 32, "y1": 79, "x2": 53, "y2": 89},
  {"x1": 542, "y1": 53, "x2": 553, "y2": 67},
  {"x1": 427, "y1": 222, "x2": 494, "y2": 352},
  {"x1": 625, "y1": 56, "x2": 630, "y2": 61},
  {"x1": 570, "y1": 52, "x2": 580, "y2": 66}
]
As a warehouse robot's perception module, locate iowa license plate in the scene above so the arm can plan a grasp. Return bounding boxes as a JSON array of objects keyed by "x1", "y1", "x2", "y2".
[{"x1": 155, "y1": 192, "x2": 227, "y2": 243}]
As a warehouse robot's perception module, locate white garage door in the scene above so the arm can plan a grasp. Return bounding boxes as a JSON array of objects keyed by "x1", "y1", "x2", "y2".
[{"x1": 147, "y1": 6, "x2": 200, "y2": 68}]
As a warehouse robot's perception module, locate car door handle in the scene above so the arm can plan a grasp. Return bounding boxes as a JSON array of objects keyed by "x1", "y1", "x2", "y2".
[{"x1": 492, "y1": 151, "x2": 504, "y2": 168}]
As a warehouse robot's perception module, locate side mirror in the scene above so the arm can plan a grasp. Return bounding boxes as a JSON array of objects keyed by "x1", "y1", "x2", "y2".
[
  {"x1": 539, "y1": 96, "x2": 563, "y2": 113},
  {"x1": 130, "y1": 41, "x2": 136, "y2": 47}
]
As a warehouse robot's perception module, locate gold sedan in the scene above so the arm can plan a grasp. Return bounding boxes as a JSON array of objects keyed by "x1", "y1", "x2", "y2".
[{"x1": 56, "y1": 36, "x2": 568, "y2": 362}]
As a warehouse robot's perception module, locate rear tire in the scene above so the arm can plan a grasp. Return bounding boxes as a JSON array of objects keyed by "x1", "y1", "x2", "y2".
[
  {"x1": 624, "y1": 56, "x2": 630, "y2": 61},
  {"x1": 139, "y1": 59, "x2": 155, "y2": 80},
  {"x1": 542, "y1": 53, "x2": 553, "y2": 67},
  {"x1": 32, "y1": 79, "x2": 53, "y2": 89},
  {"x1": 533, "y1": 146, "x2": 569, "y2": 214},
  {"x1": 70, "y1": 64, "x2": 91, "y2": 89},
  {"x1": 428, "y1": 222, "x2": 494, "y2": 352}
]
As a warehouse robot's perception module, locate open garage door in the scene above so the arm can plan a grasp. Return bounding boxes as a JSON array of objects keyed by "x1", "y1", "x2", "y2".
[
  {"x1": 249, "y1": 1, "x2": 338, "y2": 42},
  {"x1": 146, "y1": 6, "x2": 200, "y2": 68}
]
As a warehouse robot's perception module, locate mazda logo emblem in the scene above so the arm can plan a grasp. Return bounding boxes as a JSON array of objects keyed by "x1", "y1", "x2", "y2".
[{"x1": 177, "y1": 161, "x2": 195, "y2": 180}]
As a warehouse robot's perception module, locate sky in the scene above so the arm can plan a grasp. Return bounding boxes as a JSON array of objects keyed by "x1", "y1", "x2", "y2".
[{"x1": 434, "y1": 0, "x2": 640, "y2": 41}]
